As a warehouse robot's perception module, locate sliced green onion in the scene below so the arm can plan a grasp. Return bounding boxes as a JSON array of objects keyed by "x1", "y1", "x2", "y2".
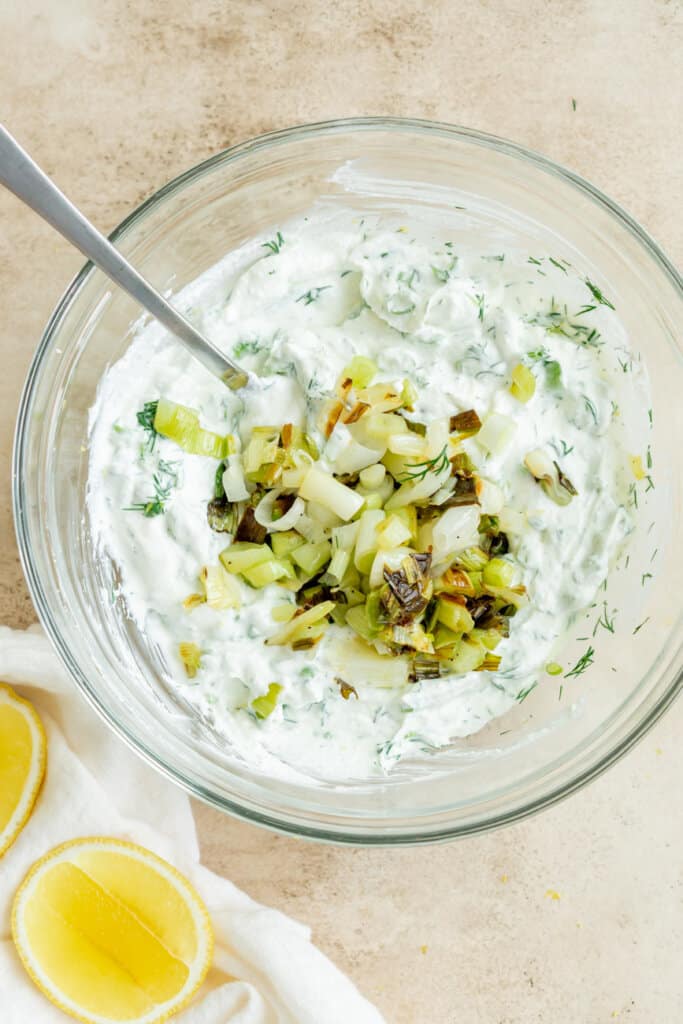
[
  {"x1": 291, "y1": 540, "x2": 333, "y2": 575},
  {"x1": 376, "y1": 514, "x2": 413, "y2": 550},
  {"x1": 270, "y1": 530, "x2": 306, "y2": 559},
  {"x1": 436, "y1": 597, "x2": 474, "y2": 634},
  {"x1": 219, "y1": 542, "x2": 272, "y2": 574},
  {"x1": 343, "y1": 355, "x2": 377, "y2": 388},
  {"x1": 470, "y1": 627, "x2": 503, "y2": 651},
  {"x1": 482, "y1": 557, "x2": 516, "y2": 588},
  {"x1": 401, "y1": 379, "x2": 419, "y2": 410},
  {"x1": 242, "y1": 559, "x2": 290, "y2": 588},
  {"x1": 299, "y1": 465, "x2": 364, "y2": 521},
  {"x1": 524, "y1": 449, "x2": 578, "y2": 506},
  {"x1": 153, "y1": 398, "x2": 233, "y2": 459},
  {"x1": 449, "y1": 409, "x2": 482, "y2": 436},
  {"x1": 266, "y1": 601, "x2": 335, "y2": 646},
  {"x1": 510, "y1": 364, "x2": 536, "y2": 403},
  {"x1": 345, "y1": 603, "x2": 380, "y2": 641},
  {"x1": 178, "y1": 642, "x2": 201, "y2": 678},
  {"x1": 201, "y1": 564, "x2": 241, "y2": 609},
  {"x1": 476, "y1": 413, "x2": 517, "y2": 455},
  {"x1": 271, "y1": 603, "x2": 296, "y2": 623},
  {"x1": 453, "y1": 546, "x2": 490, "y2": 571},
  {"x1": 387, "y1": 432, "x2": 427, "y2": 457},
  {"x1": 251, "y1": 683, "x2": 282, "y2": 719},
  {"x1": 446, "y1": 636, "x2": 486, "y2": 673},
  {"x1": 359, "y1": 463, "x2": 386, "y2": 489},
  {"x1": 353, "y1": 509, "x2": 385, "y2": 573},
  {"x1": 326, "y1": 547, "x2": 351, "y2": 583}
]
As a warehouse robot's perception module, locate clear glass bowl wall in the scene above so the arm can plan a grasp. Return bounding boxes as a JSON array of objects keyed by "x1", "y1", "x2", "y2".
[{"x1": 14, "y1": 119, "x2": 683, "y2": 843}]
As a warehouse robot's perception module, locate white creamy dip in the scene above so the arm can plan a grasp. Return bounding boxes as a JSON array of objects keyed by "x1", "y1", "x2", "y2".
[{"x1": 87, "y1": 209, "x2": 643, "y2": 781}]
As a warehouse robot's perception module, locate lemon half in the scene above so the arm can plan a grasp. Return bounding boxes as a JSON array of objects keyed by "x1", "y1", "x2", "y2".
[
  {"x1": 12, "y1": 837, "x2": 213, "y2": 1024},
  {"x1": 0, "y1": 682, "x2": 47, "y2": 857}
]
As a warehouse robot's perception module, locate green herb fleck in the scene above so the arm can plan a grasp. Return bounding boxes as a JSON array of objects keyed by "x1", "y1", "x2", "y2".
[
  {"x1": 632, "y1": 617, "x2": 650, "y2": 635},
  {"x1": 549, "y1": 257, "x2": 568, "y2": 274},
  {"x1": 136, "y1": 400, "x2": 159, "y2": 452},
  {"x1": 571, "y1": 98, "x2": 577, "y2": 111},
  {"x1": 233, "y1": 339, "x2": 263, "y2": 358},
  {"x1": 297, "y1": 285, "x2": 332, "y2": 306},
  {"x1": 584, "y1": 278, "x2": 615, "y2": 310},
  {"x1": 564, "y1": 646, "x2": 595, "y2": 679},
  {"x1": 515, "y1": 682, "x2": 538, "y2": 703},
  {"x1": 125, "y1": 459, "x2": 178, "y2": 518},
  {"x1": 641, "y1": 572, "x2": 653, "y2": 586},
  {"x1": 528, "y1": 256, "x2": 543, "y2": 266},
  {"x1": 593, "y1": 602, "x2": 616, "y2": 636},
  {"x1": 262, "y1": 231, "x2": 284, "y2": 255},
  {"x1": 627, "y1": 482, "x2": 639, "y2": 509},
  {"x1": 583, "y1": 396, "x2": 598, "y2": 425},
  {"x1": 397, "y1": 268, "x2": 420, "y2": 288},
  {"x1": 400, "y1": 444, "x2": 449, "y2": 482}
]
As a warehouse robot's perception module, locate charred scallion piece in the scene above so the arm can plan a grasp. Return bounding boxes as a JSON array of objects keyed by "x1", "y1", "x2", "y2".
[
  {"x1": 449, "y1": 409, "x2": 482, "y2": 436},
  {"x1": 524, "y1": 449, "x2": 578, "y2": 506}
]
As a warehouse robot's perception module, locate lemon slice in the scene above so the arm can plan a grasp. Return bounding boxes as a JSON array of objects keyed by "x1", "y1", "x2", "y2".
[
  {"x1": 0, "y1": 682, "x2": 47, "y2": 857},
  {"x1": 12, "y1": 837, "x2": 213, "y2": 1024}
]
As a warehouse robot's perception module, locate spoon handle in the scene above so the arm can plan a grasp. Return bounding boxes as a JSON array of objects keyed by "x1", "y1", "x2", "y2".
[{"x1": 0, "y1": 124, "x2": 247, "y2": 387}]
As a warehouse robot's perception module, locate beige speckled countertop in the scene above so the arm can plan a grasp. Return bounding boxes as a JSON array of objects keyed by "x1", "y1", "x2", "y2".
[{"x1": 1, "y1": 3, "x2": 681, "y2": 1021}]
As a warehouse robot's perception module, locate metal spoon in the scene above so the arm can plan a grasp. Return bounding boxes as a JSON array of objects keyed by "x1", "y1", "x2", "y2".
[{"x1": 0, "y1": 124, "x2": 248, "y2": 388}]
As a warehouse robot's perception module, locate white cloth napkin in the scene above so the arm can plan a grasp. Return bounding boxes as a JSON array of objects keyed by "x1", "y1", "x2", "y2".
[{"x1": 0, "y1": 625, "x2": 385, "y2": 1024}]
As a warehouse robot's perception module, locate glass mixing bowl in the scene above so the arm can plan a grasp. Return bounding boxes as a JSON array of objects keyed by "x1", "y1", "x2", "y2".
[{"x1": 13, "y1": 118, "x2": 683, "y2": 844}]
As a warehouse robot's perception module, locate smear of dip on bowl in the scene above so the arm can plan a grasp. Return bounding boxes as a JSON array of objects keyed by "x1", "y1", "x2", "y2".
[{"x1": 87, "y1": 210, "x2": 647, "y2": 779}]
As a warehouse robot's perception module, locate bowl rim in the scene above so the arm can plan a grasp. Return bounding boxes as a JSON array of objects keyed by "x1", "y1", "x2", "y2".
[{"x1": 12, "y1": 115, "x2": 683, "y2": 845}]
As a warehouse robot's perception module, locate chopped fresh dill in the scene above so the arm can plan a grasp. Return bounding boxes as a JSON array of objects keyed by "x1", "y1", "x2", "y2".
[
  {"x1": 432, "y1": 265, "x2": 450, "y2": 283},
  {"x1": 125, "y1": 459, "x2": 178, "y2": 518},
  {"x1": 641, "y1": 572, "x2": 653, "y2": 586},
  {"x1": 528, "y1": 256, "x2": 543, "y2": 266},
  {"x1": 482, "y1": 254, "x2": 505, "y2": 262},
  {"x1": 550, "y1": 438, "x2": 574, "y2": 458},
  {"x1": 297, "y1": 285, "x2": 332, "y2": 306},
  {"x1": 558, "y1": 685, "x2": 564, "y2": 700},
  {"x1": 397, "y1": 268, "x2": 420, "y2": 288},
  {"x1": 400, "y1": 444, "x2": 449, "y2": 482},
  {"x1": 262, "y1": 231, "x2": 284, "y2": 255},
  {"x1": 645, "y1": 475, "x2": 655, "y2": 492},
  {"x1": 549, "y1": 257, "x2": 568, "y2": 274},
  {"x1": 650, "y1": 547, "x2": 658, "y2": 562},
  {"x1": 527, "y1": 299, "x2": 602, "y2": 347},
  {"x1": 233, "y1": 339, "x2": 263, "y2": 358},
  {"x1": 583, "y1": 396, "x2": 598, "y2": 425},
  {"x1": 571, "y1": 98, "x2": 577, "y2": 111},
  {"x1": 564, "y1": 646, "x2": 595, "y2": 679},
  {"x1": 136, "y1": 400, "x2": 159, "y2": 452},
  {"x1": 340, "y1": 269, "x2": 353, "y2": 278},
  {"x1": 628, "y1": 482, "x2": 639, "y2": 509},
  {"x1": 648, "y1": 408, "x2": 653, "y2": 426},
  {"x1": 593, "y1": 602, "x2": 616, "y2": 636},
  {"x1": 475, "y1": 293, "x2": 485, "y2": 321},
  {"x1": 387, "y1": 299, "x2": 416, "y2": 316},
  {"x1": 632, "y1": 617, "x2": 650, "y2": 635},
  {"x1": 576, "y1": 304, "x2": 597, "y2": 317},
  {"x1": 646, "y1": 445, "x2": 652, "y2": 469},
  {"x1": 584, "y1": 278, "x2": 615, "y2": 310},
  {"x1": 515, "y1": 682, "x2": 537, "y2": 703}
]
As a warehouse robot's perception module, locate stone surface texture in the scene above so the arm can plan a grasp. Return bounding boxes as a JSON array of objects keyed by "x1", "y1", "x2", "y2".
[{"x1": 1, "y1": 2, "x2": 681, "y2": 1021}]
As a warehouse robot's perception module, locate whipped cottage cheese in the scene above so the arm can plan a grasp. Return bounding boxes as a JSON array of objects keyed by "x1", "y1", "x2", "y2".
[{"x1": 87, "y1": 210, "x2": 644, "y2": 780}]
